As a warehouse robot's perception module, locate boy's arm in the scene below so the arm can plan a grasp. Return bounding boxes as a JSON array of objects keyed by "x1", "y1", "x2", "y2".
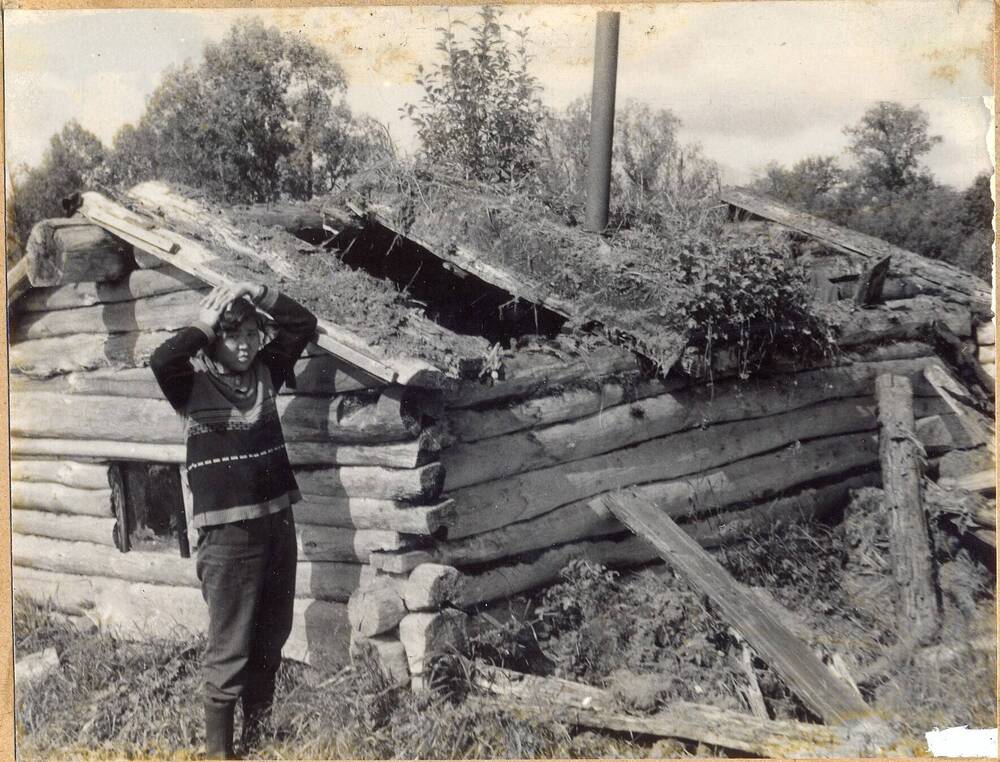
[
  {"x1": 257, "y1": 287, "x2": 319, "y2": 392},
  {"x1": 150, "y1": 285, "x2": 230, "y2": 411},
  {"x1": 150, "y1": 322, "x2": 214, "y2": 412}
]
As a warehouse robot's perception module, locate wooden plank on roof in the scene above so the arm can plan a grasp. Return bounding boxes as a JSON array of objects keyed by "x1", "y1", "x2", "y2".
[
  {"x1": 7, "y1": 256, "x2": 30, "y2": 304},
  {"x1": 347, "y1": 201, "x2": 577, "y2": 320},
  {"x1": 601, "y1": 489, "x2": 873, "y2": 726},
  {"x1": 76, "y1": 190, "x2": 445, "y2": 388},
  {"x1": 719, "y1": 187, "x2": 991, "y2": 310}
]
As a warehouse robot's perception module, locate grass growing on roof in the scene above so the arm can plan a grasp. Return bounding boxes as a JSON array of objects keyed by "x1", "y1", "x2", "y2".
[{"x1": 343, "y1": 163, "x2": 835, "y2": 378}]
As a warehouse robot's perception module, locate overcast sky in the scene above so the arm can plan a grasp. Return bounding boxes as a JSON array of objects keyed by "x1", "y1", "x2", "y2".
[{"x1": 4, "y1": 1, "x2": 994, "y2": 188}]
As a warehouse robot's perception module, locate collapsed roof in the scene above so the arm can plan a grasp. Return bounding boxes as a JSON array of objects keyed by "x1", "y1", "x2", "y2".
[{"x1": 73, "y1": 180, "x2": 992, "y2": 389}]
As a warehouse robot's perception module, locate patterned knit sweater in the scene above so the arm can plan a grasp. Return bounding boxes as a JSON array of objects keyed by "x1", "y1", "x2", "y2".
[{"x1": 150, "y1": 289, "x2": 318, "y2": 529}]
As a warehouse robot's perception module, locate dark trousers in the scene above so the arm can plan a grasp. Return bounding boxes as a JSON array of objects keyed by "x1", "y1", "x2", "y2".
[{"x1": 196, "y1": 508, "x2": 297, "y2": 708}]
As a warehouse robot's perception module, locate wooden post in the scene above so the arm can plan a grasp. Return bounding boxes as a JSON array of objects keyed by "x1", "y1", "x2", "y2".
[
  {"x1": 875, "y1": 374, "x2": 938, "y2": 645},
  {"x1": 854, "y1": 255, "x2": 891, "y2": 306},
  {"x1": 108, "y1": 463, "x2": 130, "y2": 553}
]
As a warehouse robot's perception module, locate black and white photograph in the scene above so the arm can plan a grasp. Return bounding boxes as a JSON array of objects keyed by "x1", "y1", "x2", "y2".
[{"x1": 4, "y1": 2, "x2": 997, "y2": 758}]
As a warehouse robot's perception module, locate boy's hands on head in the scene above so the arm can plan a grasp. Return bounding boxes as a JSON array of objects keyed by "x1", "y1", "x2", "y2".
[
  {"x1": 231, "y1": 282, "x2": 267, "y2": 304},
  {"x1": 198, "y1": 285, "x2": 235, "y2": 330}
]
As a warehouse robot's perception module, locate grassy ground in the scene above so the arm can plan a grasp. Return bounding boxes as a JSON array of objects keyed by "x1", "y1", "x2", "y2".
[{"x1": 14, "y1": 487, "x2": 996, "y2": 759}]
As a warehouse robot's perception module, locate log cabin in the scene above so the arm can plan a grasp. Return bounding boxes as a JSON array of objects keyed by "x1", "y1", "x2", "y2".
[{"x1": 8, "y1": 181, "x2": 994, "y2": 689}]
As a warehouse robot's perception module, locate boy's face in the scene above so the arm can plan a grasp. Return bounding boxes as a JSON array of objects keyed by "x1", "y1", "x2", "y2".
[{"x1": 212, "y1": 316, "x2": 260, "y2": 372}]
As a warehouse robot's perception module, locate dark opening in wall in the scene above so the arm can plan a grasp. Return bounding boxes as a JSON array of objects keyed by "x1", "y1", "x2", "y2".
[
  {"x1": 111, "y1": 463, "x2": 189, "y2": 557},
  {"x1": 327, "y1": 224, "x2": 568, "y2": 347}
]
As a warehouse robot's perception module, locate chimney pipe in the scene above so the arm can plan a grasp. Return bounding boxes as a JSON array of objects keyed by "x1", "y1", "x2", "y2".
[{"x1": 584, "y1": 11, "x2": 621, "y2": 233}]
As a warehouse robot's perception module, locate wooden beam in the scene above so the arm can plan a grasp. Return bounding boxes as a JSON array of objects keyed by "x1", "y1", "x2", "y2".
[
  {"x1": 24, "y1": 218, "x2": 132, "y2": 287},
  {"x1": 922, "y1": 364, "x2": 995, "y2": 452},
  {"x1": 932, "y1": 321, "x2": 995, "y2": 398},
  {"x1": 875, "y1": 375, "x2": 939, "y2": 644},
  {"x1": 7, "y1": 256, "x2": 30, "y2": 304},
  {"x1": 601, "y1": 490, "x2": 871, "y2": 725},
  {"x1": 854, "y1": 255, "x2": 891, "y2": 306},
  {"x1": 349, "y1": 201, "x2": 577, "y2": 320}
]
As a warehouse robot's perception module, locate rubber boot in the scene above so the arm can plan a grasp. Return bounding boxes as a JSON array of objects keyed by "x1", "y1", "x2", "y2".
[
  {"x1": 239, "y1": 685, "x2": 274, "y2": 754},
  {"x1": 204, "y1": 701, "x2": 238, "y2": 760}
]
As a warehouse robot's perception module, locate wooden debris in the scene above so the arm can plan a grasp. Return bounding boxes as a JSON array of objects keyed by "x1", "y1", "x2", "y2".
[
  {"x1": 348, "y1": 584, "x2": 407, "y2": 637},
  {"x1": 854, "y1": 255, "x2": 891, "y2": 306},
  {"x1": 15, "y1": 648, "x2": 60, "y2": 690},
  {"x1": 7, "y1": 256, "x2": 30, "y2": 304},
  {"x1": 937, "y1": 470, "x2": 995, "y2": 496},
  {"x1": 349, "y1": 634, "x2": 410, "y2": 686},
  {"x1": 601, "y1": 490, "x2": 871, "y2": 725},
  {"x1": 922, "y1": 364, "x2": 995, "y2": 452},
  {"x1": 933, "y1": 321, "x2": 995, "y2": 398},
  {"x1": 471, "y1": 663, "x2": 883, "y2": 757}
]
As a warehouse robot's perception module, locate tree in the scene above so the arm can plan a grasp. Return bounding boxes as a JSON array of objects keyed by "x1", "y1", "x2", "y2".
[
  {"x1": 404, "y1": 6, "x2": 545, "y2": 183},
  {"x1": 9, "y1": 121, "x2": 107, "y2": 253},
  {"x1": 109, "y1": 18, "x2": 371, "y2": 203},
  {"x1": 754, "y1": 156, "x2": 843, "y2": 213},
  {"x1": 538, "y1": 97, "x2": 719, "y2": 226},
  {"x1": 844, "y1": 101, "x2": 942, "y2": 195}
]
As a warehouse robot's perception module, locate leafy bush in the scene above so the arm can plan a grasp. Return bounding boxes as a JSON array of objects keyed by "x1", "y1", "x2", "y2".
[
  {"x1": 670, "y1": 225, "x2": 836, "y2": 380},
  {"x1": 404, "y1": 6, "x2": 545, "y2": 183}
]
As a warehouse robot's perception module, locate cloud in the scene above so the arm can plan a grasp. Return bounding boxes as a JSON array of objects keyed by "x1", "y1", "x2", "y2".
[{"x1": 3, "y1": 1, "x2": 992, "y2": 189}]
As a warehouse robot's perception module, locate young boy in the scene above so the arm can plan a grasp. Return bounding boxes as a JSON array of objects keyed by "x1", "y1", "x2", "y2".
[{"x1": 151, "y1": 281, "x2": 318, "y2": 759}]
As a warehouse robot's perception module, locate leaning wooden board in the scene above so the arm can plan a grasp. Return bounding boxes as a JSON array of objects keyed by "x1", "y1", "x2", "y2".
[{"x1": 602, "y1": 490, "x2": 872, "y2": 726}]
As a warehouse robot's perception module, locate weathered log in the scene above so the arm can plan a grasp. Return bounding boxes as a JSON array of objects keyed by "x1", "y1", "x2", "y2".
[
  {"x1": 12, "y1": 481, "x2": 113, "y2": 517},
  {"x1": 7, "y1": 255, "x2": 30, "y2": 304},
  {"x1": 398, "y1": 610, "x2": 468, "y2": 676},
  {"x1": 368, "y1": 550, "x2": 437, "y2": 575},
  {"x1": 979, "y1": 345, "x2": 995, "y2": 364},
  {"x1": 294, "y1": 463, "x2": 445, "y2": 502},
  {"x1": 292, "y1": 496, "x2": 453, "y2": 535},
  {"x1": 445, "y1": 397, "x2": 882, "y2": 539},
  {"x1": 10, "y1": 330, "x2": 173, "y2": 377},
  {"x1": 922, "y1": 364, "x2": 995, "y2": 451},
  {"x1": 602, "y1": 490, "x2": 871, "y2": 725},
  {"x1": 348, "y1": 584, "x2": 407, "y2": 638},
  {"x1": 13, "y1": 532, "x2": 377, "y2": 604},
  {"x1": 12, "y1": 288, "x2": 200, "y2": 340},
  {"x1": 471, "y1": 663, "x2": 885, "y2": 757},
  {"x1": 19, "y1": 265, "x2": 206, "y2": 312},
  {"x1": 15, "y1": 647, "x2": 60, "y2": 690},
  {"x1": 297, "y1": 524, "x2": 408, "y2": 563},
  {"x1": 349, "y1": 634, "x2": 410, "y2": 686},
  {"x1": 25, "y1": 218, "x2": 132, "y2": 287},
  {"x1": 677, "y1": 473, "x2": 880, "y2": 549},
  {"x1": 10, "y1": 459, "x2": 110, "y2": 490},
  {"x1": 976, "y1": 321, "x2": 995, "y2": 346},
  {"x1": 449, "y1": 378, "x2": 671, "y2": 443},
  {"x1": 238, "y1": 200, "x2": 355, "y2": 241},
  {"x1": 854, "y1": 255, "x2": 891, "y2": 306},
  {"x1": 937, "y1": 470, "x2": 995, "y2": 496},
  {"x1": 11, "y1": 356, "x2": 384, "y2": 397},
  {"x1": 11, "y1": 391, "x2": 435, "y2": 456},
  {"x1": 443, "y1": 358, "x2": 937, "y2": 490},
  {"x1": 12, "y1": 509, "x2": 117, "y2": 547},
  {"x1": 294, "y1": 561, "x2": 381, "y2": 603},
  {"x1": 12, "y1": 566, "x2": 351, "y2": 668},
  {"x1": 446, "y1": 345, "x2": 643, "y2": 409},
  {"x1": 403, "y1": 564, "x2": 462, "y2": 611},
  {"x1": 932, "y1": 320, "x2": 995, "y2": 397},
  {"x1": 11, "y1": 438, "x2": 185, "y2": 463},
  {"x1": 824, "y1": 296, "x2": 972, "y2": 347}
]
